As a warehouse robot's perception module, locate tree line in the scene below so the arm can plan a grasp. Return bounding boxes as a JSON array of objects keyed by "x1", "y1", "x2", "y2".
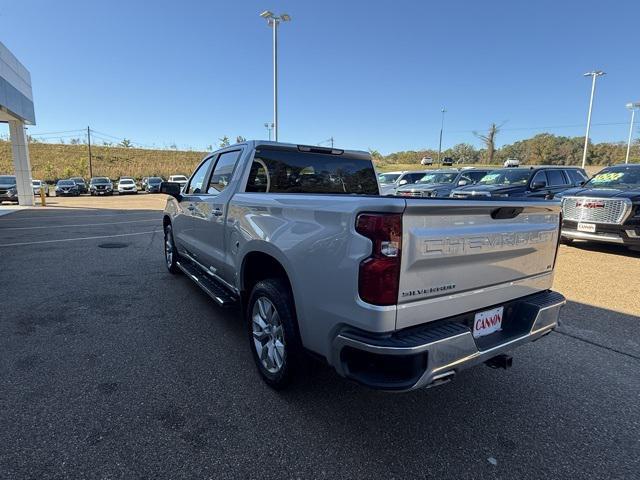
[{"x1": 372, "y1": 132, "x2": 639, "y2": 166}]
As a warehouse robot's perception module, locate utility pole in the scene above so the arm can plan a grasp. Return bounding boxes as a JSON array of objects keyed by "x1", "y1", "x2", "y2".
[
  {"x1": 438, "y1": 107, "x2": 446, "y2": 164},
  {"x1": 625, "y1": 102, "x2": 640, "y2": 164},
  {"x1": 87, "y1": 126, "x2": 93, "y2": 178},
  {"x1": 581, "y1": 71, "x2": 606, "y2": 169},
  {"x1": 330, "y1": 136, "x2": 334, "y2": 148}
]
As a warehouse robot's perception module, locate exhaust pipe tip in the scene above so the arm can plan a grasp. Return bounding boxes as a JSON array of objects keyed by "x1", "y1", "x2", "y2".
[{"x1": 485, "y1": 354, "x2": 513, "y2": 370}]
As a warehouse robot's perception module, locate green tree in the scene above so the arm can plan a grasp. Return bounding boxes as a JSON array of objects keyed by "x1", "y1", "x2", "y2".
[
  {"x1": 219, "y1": 136, "x2": 230, "y2": 148},
  {"x1": 120, "y1": 139, "x2": 133, "y2": 148}
]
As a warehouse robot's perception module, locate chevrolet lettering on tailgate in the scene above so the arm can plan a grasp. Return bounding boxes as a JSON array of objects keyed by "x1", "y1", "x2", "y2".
[{"x1": 422, "y1": 230, "x2": 555, "y2": 257}]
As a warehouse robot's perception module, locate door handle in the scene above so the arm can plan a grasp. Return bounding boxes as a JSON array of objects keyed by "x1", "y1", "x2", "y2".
[
  {"x1": 211, "y1": 208, "x2": 223, "y2": 217},
  {"x1": 187, "y1": 204, "x2": 196, "y2": 211}
]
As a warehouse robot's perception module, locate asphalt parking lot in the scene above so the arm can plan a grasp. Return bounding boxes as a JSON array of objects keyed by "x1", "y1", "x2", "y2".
[{"x1": 1, "y1": 195, "x2": 639, "y2": 479}]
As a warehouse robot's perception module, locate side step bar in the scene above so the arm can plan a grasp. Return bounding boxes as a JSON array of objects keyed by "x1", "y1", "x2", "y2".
[{"x1": 176, "y1": 259, "x2": 238, "y2": 307}]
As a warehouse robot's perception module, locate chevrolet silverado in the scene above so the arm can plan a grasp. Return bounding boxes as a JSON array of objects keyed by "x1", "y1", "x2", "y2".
[{"x1": 160, "y1": 141, "x2": 565, "y2": 391}]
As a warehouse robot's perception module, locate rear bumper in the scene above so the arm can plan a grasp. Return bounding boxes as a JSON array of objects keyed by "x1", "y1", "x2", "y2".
[{"x1": 331, "y1": 290, "x2": 565, "y2": 391}]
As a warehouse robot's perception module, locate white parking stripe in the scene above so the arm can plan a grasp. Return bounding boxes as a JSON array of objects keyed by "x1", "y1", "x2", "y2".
[
  {"x1": 0, "y1": 230, "x2": 161, "y2": 247},
  {"x1": 0, "y1": 211, "x2": 160, "y2": 222},
  {"x1": 1, "y1": 218, "x2": 159, "y2": 231}
]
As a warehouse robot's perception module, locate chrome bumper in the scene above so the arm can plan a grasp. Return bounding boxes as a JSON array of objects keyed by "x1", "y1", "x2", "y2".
[
  {"x1": 332, "y1": 291, "x2": 566, "y2": 391},
  {"x1": 561, "y1": 229, "x2": 624, "y2": 244}
]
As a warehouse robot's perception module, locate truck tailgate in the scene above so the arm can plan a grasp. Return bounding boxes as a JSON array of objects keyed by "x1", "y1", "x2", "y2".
[{"x1": 397, "y1": 199, "x2": 560, "y2": 329}]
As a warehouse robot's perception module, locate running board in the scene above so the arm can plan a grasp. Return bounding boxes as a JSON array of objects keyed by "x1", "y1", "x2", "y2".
[{"x1": 176, "y1": 259, "x2": 238, "y2": 307}]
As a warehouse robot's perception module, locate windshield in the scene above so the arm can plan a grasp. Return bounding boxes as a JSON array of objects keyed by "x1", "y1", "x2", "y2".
[
  {"x1": 120, "y1": 179, "x2": 135, "y2": 185},
  {"x1": 0, "y1": 175, "x2": 16, "y2": 184},
  {"x1": 148, "y1": 177, "x2": 163, "y2": 184},
  {"x1": 478, "y1": 169, "x2": 530, "y2": 185},
  {"x1": 378, "y1": 173, "x2": 401, "y2": 184},
  {"x1": 172, "y1": 176, "x2": 188, "y2": 181},
  {"x1": 32, "y1": 180, "x2": 41, "y2": 185},
  {"x1": 71, "y1": 178, "x2": 85, "y2": 183},
  {"x1": 91, "y1": 178, "x2": 110, "y2": 184},
  {"x1": 585, "y1": 167, "x2": 640, "y2": 188},
  {"x1": 417, "y1": 172, "x2": 458, "y2": 184},
  {"x1": 58, "y1": 180, "x2": 75, "y2": 186}
]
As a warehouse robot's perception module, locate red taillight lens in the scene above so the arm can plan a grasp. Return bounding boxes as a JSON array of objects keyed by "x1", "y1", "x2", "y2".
[{"x1": 356, "y1": 213, "x2": 402, "y2": 306}]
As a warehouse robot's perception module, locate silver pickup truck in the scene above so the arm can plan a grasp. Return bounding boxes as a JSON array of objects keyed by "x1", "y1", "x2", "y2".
[{"x1": 160, "y1": 141, "x2": 565, "y2": 391}]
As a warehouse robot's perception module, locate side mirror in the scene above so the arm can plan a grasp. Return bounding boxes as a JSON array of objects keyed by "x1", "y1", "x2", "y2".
[
  {"x1": 531, "y1": 181, "x2": 547, "y2": 190},
  {"x1": 579, "y1": 180, "x2": 587, "y2": 186},
  {"x1": 160, "y1": 181, "x2": 182, "y2": 199},
  {"x1": 457, "y1": 179, "x2": 468, "y2": 186},
  {"x1": 398, "y1": 179, "x2": 408, "y2": 186}
]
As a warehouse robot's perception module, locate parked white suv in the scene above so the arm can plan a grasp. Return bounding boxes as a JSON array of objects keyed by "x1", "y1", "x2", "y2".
[
  {"x1": 117, "y1": 178, "x2": 138, "y2": 194},
  {"x1": 168, "y1": 175, "x2": 188, "y2": 190}
]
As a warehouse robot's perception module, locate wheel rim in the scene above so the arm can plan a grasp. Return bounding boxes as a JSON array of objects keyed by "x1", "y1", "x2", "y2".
[
  {"x1": 164, "y1": 228, "x2": 173, "y2": 268},
  {"x1": 252, "y1": 296, "x2": 285, "y2": 374}
]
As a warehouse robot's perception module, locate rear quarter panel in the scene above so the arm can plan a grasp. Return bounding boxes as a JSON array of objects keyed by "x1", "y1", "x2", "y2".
[{"x1": 227, "y1": 194, "x2": 405, "y2": 360}]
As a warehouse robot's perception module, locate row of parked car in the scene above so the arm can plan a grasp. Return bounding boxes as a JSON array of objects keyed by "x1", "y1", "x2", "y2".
[
  {"x1": 0, "y1": 175, "x2": 190, "y2": 202},
  {"x1": 378, "y1": 163, "x2": 640, "y2": 251}
]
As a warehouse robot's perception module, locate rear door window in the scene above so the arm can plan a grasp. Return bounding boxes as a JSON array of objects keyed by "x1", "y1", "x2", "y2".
[
  {"x1": 246, "y1": 148, "x2": 378, "y2": 194},
  {"x1": 546, "y1": 169, "x2": 568, "y2": 186}
]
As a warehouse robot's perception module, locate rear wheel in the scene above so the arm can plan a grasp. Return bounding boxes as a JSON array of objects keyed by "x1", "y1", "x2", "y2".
[
  {"x1": 560, "y1": 236, "x2": 573, "y2": 245},
  {"x1": 247, "y1": 279, "x2": 305, "y2": 389},
  {"x1": 163, "y1": 224, "x2": 180, "y2": 274}
]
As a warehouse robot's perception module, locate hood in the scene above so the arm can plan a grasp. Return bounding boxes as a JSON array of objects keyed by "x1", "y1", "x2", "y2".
[
  {"x1": 456, "y1": 184, "x2": 526, "y2": 195},
  {"x1": 396, "y1": 182, "x2": 455, "y2": 193},
  {"x1": 556, "y1": 186, "x2": 640, "y2": 202}
]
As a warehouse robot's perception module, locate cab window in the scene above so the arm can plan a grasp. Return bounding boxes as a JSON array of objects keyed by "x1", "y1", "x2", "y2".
[
  {"x1": 208, "y1": 150, "x2": 241, "y2": 194},
  {"x1": 186, "y1": 157, "x2": 214, "y2": 194}
]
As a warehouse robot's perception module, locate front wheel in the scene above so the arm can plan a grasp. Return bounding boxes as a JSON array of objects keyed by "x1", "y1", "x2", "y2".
[
  {"x1": 247, "y1": 279, "x2": 305, "y2": 389},
  {"x1": 163, "y1": 224, "x2": 180, "y2": 274}
]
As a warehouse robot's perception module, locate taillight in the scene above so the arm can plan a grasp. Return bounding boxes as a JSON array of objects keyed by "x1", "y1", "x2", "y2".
[{"x1": 356, "y1": 213, "x2": 402, "y2": 306}]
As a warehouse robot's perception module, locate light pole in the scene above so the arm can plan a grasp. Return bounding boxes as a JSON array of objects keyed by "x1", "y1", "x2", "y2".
[
  {"x1": 260, "y1": 10, "x2": 291, "y2": 142},
  {"x1": 437, "y1": 107, "x2": 446, "y2": 164},
  {"x1": 264, "y1": 122, "x2": 274, "y2": 141},
  {"x1": 581, "y1": 71, "x2": 606, "y2": 169},
  {"x1": 625, "y1": 102, "x2": 640, "y2": 164}
]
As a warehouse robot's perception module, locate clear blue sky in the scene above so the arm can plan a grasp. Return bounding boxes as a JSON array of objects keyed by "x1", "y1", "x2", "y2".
[{"x1": 1, "y1": 0, "x2": 638, "y2": 153}]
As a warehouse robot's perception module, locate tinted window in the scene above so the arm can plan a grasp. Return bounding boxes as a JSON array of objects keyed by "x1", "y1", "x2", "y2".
[
  {"x1": 566, "y1": 169, "x2": 588, "y2": 185},
  {"x1": 462, "y1": 171, "x2": 489, "y2": 183},
  {"x1": 208, "y1": 150, "x2": 241, "y2": 194},
  {"x1": 187, "y1": 157, "x2": 214, "y2": 194},
  {"x1": 531, "y1": 170, "x2": 547, "y2": 186},
  {"x1": 403, "y1": 173, "x2": 426, "y2": 184},
  {"x1": 546, "y1": 169, "x2": 568, "y2": 186},
  {"x1": 246, "y1": 148, "x2": 378, "y2": 195}
]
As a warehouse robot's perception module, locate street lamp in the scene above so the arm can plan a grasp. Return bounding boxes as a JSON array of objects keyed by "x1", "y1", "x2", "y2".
[
  {"x1": 264, "y1": 122, "x2": 274, "y2": 141},
  {"x1": 438, "y1": 107, "x2": 446, "y2": 163},
  {"x1": 581, "y1": 70, "x2": 606, "y2": 168},
  {"x1": 625, "y1": 102, "x2": 640, "y2": 164},
  {"x1": 260, "y1": 10, "x2": 291, "y2": 142}
]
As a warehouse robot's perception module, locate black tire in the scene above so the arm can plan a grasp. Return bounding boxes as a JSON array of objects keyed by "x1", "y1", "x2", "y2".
[
  {"x1": 163, "y1": 223, "x2": 180, "y2": 274},
  {"x1": 247, "y1": 278, "x2": 305, "y2": 390},
  {"x1": 560, "y1": 236, "x2": 573, "y2": 245}
]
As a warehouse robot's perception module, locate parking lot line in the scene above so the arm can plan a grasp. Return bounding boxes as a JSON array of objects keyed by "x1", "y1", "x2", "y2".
[
  {"x1": 0, "y1": 218, "x2": 160, "y2": 231},
  {"x1": 0, "y1": 211, "x2": 159, "y2": 222},
  {"x1": 0, "y1": 229, "x2": 161, "y2": 247}
]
